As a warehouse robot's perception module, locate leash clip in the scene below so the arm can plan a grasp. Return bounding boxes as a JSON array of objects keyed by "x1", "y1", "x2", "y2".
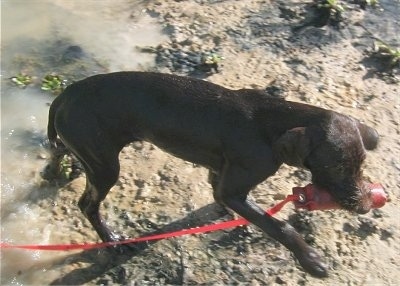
[
  {"x1": 292, "y1": 184, "x2": 340, "y2": 211},
  {"x1": 297, "y1": 193, "x2": 306, "y2": 203}
]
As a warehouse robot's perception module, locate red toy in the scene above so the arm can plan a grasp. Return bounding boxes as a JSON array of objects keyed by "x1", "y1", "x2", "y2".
[{"x1": 292, "y1": 183, "x2": 387, "y2": 211}]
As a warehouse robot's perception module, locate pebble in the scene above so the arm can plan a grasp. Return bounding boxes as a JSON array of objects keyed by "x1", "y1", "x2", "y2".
[
  {"x1": 358, "y1": 216, "x2": 379, "y2": 234},
  {"x1": 37, "y1": 153, "x2": 47, "y2": 159},
  {"x1": 380, "y1": 227, "x2": 395, "y2": 240}
]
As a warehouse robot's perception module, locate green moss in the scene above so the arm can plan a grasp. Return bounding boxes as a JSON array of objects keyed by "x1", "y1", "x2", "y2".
[
  {"x1": 10, "y1": 73, "x2": 32, "y2": 88},
  {"x1": 41, "y1": 74, "x2": 67, "y2": 95}
]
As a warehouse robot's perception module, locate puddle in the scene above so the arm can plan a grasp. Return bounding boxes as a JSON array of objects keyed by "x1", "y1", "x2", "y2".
[{"x1": 1, "y1": 0, "x2": 166, "y2": 284}]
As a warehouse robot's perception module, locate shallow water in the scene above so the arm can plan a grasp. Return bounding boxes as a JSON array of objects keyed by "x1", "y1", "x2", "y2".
[{"x1": 1, "y1": 0, "x2": 166, "y2": 284}]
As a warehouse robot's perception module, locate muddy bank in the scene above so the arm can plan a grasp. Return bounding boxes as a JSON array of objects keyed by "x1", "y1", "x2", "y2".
[{"x1": 2, "y1": 0, "x2": 399, "y2": 285}]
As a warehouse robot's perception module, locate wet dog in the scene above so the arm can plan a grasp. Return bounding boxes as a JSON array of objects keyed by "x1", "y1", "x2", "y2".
[{"x1": 46, "y1": 72, "x2": 379, "y2": 277}]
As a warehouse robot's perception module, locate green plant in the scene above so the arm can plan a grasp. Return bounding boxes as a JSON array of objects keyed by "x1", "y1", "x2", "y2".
[
  {"x1": 356, "y1": 0, "x2": 379, "y2": 9},
  {"x1": 41, "y1": 74, "x2": 67, "y2": 94},
  {"x1": 10, "y1": 73, "x2": 32, "y2": 88},
  {"x1": 59, "y1": 154, "x2": 72, "y2": 180},
  {"x1": 365, "y1": 0, "x2": 379, "y2": 6},
  {"x1": 307, "y1": 0, "x2": 345, "y2": 28},
  {"x1": 373, "y1": 41, "x2": 400, "y2": 68},
  {"x1": 199, "y1": 53, "x2": 224, "y2": 73},
  {"x1": 202, "y1": 53, "x2": 224, "y2": 66},
  {"x1": 317, "y1": 0, "x2": 345, "y2": 13}
]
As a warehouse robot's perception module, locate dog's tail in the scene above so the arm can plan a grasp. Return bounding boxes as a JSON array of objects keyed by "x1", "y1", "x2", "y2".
[
  {"x1": 47, "y1": 94, "x2": 62, "y2": 148},
  {"x1": 42, "y1": 92, "x2": 70, "y2": 181}
]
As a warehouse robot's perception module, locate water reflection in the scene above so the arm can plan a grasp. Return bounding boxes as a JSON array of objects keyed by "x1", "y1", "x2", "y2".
[{"x1": 1, "y1": 0, "x2": 166, "y2": 284}]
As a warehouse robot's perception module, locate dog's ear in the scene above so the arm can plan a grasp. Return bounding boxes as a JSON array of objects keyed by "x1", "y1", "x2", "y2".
[
  {"x1": 356, "y1": 122, "x2": 379, "y2": 150},
  {"x1": 273, "y1": 127, "x2": 312, "y2": 167}
]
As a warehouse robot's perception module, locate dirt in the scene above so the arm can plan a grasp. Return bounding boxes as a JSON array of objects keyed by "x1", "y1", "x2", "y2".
[{"x1": 12, "y1": 0, "x2": 400, "y2": 285}]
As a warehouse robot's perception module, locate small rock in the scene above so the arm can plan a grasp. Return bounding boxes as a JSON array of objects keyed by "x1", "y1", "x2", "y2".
[
  {"x1": 358, "y1": 216, "x2": 379, "y2": 235},
  {"x1": 37, "y1": 153, "x2": 47, "y2": 159},
  {"x1": 380, "y1": 227, "x2": 395, "y2": 240},
  {"x1": 372, "y1": 209, "x2": 385, "y2": 218},
  {"x1": 275, "y1": 276, "x2": 286, "y2": 284},
  {"x1": 131, "y1": 141, "x2": 144, "y2": 150},
  {"x1": 265, "y1": 85, "x2": 285, "y2": 98}
]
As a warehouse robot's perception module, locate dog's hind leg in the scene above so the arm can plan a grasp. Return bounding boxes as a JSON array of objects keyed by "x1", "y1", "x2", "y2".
[
  {"x1": 56, "y1": 112, "x2": 126, "y2": 242},
  {"x1": 74, "y1": 140, "x2": 123, "y2": 242},
  {"x1": 78, "y1": 176, "x2": 120, "y2": 242}
]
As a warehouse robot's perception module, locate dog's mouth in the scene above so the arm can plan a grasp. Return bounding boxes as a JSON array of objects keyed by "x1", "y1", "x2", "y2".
[
  {"x1": 292, "y1": 182, "x2": 387, "y2": 213},
  {"x1": 331, "y1": 183, "x2": 387, "y2": 214}
]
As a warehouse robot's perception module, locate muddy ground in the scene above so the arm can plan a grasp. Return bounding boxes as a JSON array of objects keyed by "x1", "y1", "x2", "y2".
[{"x1": 11, "y1": 0, "x2": 400, "y2": 285}]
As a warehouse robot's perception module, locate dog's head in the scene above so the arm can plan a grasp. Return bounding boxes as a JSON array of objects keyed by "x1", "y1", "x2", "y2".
[{"x1": 273, "y1": 112, "x2": 379, "y2": 214}]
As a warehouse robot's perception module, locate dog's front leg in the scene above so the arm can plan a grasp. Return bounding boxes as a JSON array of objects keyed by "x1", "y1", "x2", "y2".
[{"x1": 214, "y1": 163, "x2": 328, "y2": 278}]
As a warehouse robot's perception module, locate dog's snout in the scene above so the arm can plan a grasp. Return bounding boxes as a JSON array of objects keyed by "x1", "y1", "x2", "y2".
[{"x1": 356, "y1": 182, "x2": 387, "y2": 214}]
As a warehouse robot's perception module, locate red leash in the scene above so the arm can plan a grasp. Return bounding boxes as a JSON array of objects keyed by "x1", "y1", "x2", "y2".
[{"x1": 0, "y1": 194, "x2": 298, "y2": 251}]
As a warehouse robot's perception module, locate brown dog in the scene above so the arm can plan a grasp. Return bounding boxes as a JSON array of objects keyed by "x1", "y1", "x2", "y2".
[{"x1": 46, "y1": 72, "x2": 379, "y2": 277}]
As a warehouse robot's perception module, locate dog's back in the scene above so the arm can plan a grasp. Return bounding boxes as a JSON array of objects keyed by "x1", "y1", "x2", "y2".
[{"x1": 50, "y1": 72, "x2": 329, "y2": 169}]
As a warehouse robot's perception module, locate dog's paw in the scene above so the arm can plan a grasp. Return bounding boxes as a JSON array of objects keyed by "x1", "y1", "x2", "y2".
[
  {"x1": 105, "y1": 233, "x2": 140, "y2": 254},
  {"x1": 296, "y1": 246, "x2": 329, "y2": 278},
  {"x1": 112, "y1": 243, "x2": 140, "y2": 255}
]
